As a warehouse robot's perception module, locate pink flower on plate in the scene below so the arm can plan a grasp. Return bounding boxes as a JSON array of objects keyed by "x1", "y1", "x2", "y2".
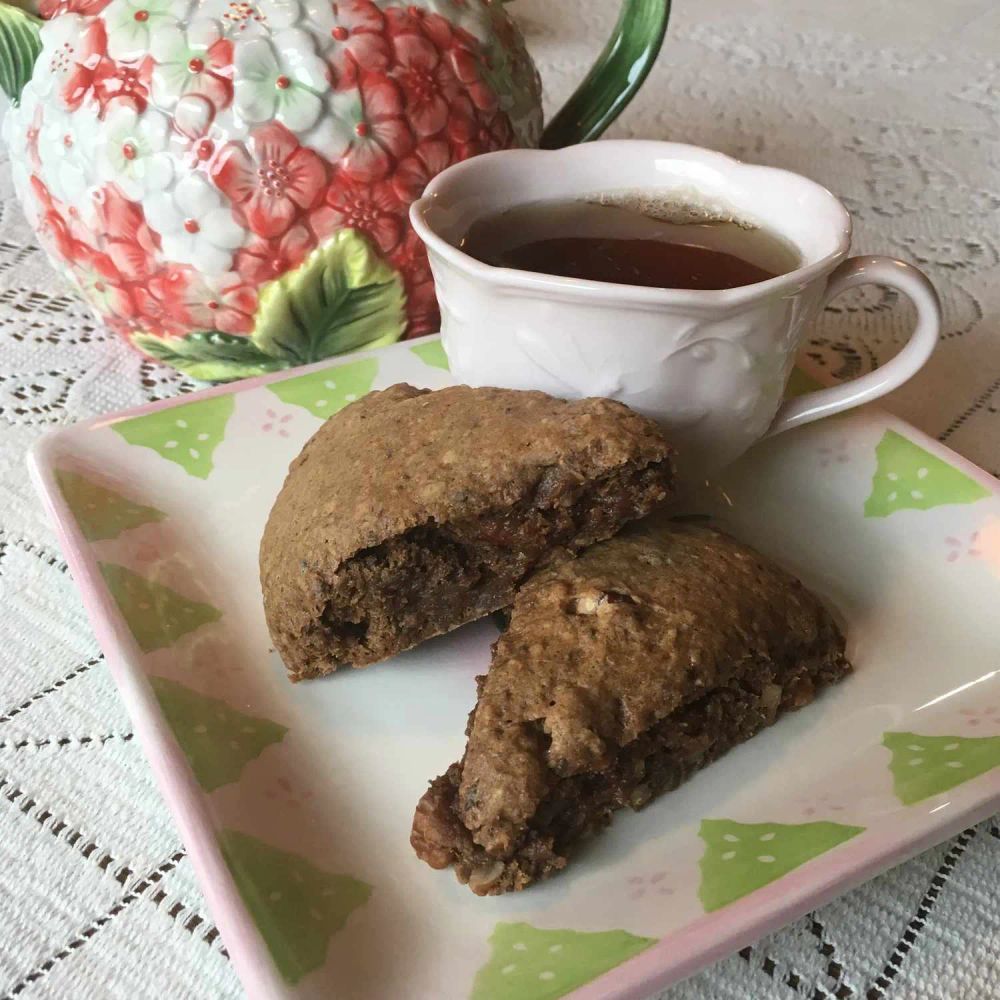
[
  {"x1": 944, "y1": 531, "x2": 981, "y2": 563},
  {"x1": 313, "y1": 175, "x2": 403, "y2": 254},
  {"x1": 818, "y1": 439, "x2": 850, "y2": 468},
  {"x1": 261, "y1": 407, "x2": 293, "y2": 436},
  {"x1": 235, "y1": 223, "x2": 314, "y2": 285},
  {"x1": 959, "y1": 705, "x2": 999, "y2": 729},
  {"x1": 337, "y1": 73, "x2": 414, "y2": 181},
  {"x1": 798, "y1": 792, "x2": 847, "y2": 818},
  {"x1": 262, "y1": 774, "x2": 314, "y2": 807},
  {"x1": 213, "y1": 122, "x2": 327, "y2": 238},
  {"x1": 625, "y1": 871, "x2": 675, "y2": 900},
  {"x1": 979, "y1": 516, "x2": 1000, "y2": 576}
]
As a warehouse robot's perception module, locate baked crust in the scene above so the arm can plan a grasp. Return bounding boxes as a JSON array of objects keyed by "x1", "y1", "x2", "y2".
[
  {"x1": 260, "y1": 384, "x2": 674, "y2": 679},
  {"x1": 411, "y1": 525, "x2": 851, "y2": 894}
]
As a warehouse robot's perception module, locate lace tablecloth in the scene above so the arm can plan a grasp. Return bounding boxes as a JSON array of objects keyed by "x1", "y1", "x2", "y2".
[{"x1": 2, "y1": 0, "x2": 998, "y2": 997}]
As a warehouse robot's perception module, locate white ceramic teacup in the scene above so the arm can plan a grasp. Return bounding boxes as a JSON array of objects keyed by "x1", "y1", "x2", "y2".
[{"x1": 410, "y1": 141, "x2": 941, "y2": 470}]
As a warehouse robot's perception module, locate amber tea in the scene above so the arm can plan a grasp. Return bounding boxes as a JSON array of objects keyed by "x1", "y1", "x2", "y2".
[{"x1": 460, "y1": 196, "x2": 801, "y2": 290}]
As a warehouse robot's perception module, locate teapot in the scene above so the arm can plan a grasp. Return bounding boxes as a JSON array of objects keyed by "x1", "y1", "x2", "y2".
[{"x1": 0, "y1": 0, "x2": 669, "y2": 380}]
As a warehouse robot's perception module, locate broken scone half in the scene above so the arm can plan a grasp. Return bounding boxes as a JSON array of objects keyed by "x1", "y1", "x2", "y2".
[
  {"x1": 411, "y1": 524, "x2": 851, "y2": 895},
  {"x1": 260, "y1": 384, "x2": 673, "y2": 680}
]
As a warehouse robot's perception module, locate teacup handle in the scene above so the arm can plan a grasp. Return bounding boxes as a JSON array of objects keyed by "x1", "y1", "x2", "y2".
[{"x1": 766, "y1": 255, "x2": 941, "y2": 438}]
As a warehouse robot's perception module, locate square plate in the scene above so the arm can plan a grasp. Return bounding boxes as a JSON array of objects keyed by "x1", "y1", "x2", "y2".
[{"x1": 29, "y1": 336, "x2": 1000, "y2": 1000}]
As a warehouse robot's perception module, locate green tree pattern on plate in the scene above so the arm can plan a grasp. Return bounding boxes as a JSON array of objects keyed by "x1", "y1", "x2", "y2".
[
  {"x1": 409, "y1": 339, "x2": 450, "y2": 371},
  {"x1": 267, "y1": 357, "x2": 378, "y2": 419},
  {"x1": 218, "y1": 829, "x2": 372, "y2": 984},
  {"x1": 100, "y1": 563, "x2": 221, "y2": 652},
  {"x1": 111, "y1": 395, "x2": 235, "y2": 479},
  {"x1": 698, "y1": 819, "x2": 864, "y2": 912},
  {"x1": 149, "y1": 677, "x2": 287, "y2": 791},
  {"x1": 884, "y1": 731, "x2": 1000, "y2": 805},
  {"x1": 864, "y1": 430, "x2": 989, "y2": 517},
  {"x1": 470, "y1": 922, "x2": 655, "y2": 1000},
  {"x1": 56, "y1": 469, "x2": 165, "y2": 542}
]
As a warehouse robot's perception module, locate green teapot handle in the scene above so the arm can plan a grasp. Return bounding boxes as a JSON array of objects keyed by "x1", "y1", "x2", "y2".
[
  {"x1": 0, "y1": 2, "x2": 42, "y2": 104},
  {"x1": 540, "y1": 0, "x2": 671, "y2": 149}
]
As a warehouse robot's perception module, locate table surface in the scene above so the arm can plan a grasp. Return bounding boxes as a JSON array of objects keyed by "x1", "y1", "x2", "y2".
[{"x1": 1, "y1": 1, "x2": 998, "y2": 998}]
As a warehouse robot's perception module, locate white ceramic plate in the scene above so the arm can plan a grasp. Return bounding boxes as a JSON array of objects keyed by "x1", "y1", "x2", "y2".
[{"x1": 29, "y1": 337, "x2": 1000, "y2": 1000}]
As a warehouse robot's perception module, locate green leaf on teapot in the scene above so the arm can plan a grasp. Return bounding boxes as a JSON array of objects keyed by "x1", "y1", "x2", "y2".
[
  {"x1": 0, "y1": 4, "x2": 42, "y2": 105},
  {"x1": 252, "y1": 229, "x2": 406, "y2": 366},
  {"x1": 132, "y1": 331, "x2": 291, "y2": 383}
]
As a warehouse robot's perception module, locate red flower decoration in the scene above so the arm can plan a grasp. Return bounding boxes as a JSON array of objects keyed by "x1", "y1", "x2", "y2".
[
  {"x1": 340, "y1": 73, "x2": 413, "y2": 181},
  {"x1": 31, "y1": 178, "x2": 92, "y2": 265},
  {"x1": 391, "y1": 139, "x2": 450, "y2": 203},
  {"x1": 451, "y1": 106, "x2": 514, "y2": 162},
  {"x1": 235, "y1": 224, "x2": 315, "y2": 285},
  {"x1": 26, "y1": 106, "x2": 43, "y2": 171},
  {"x1": 389, "y1": 30, "x2": 462, "y2": 137},
  {"x1": 58, "y1": 18, "x2": 110, "y2": 111},
  {"x1": 132, "y1": 265, "x2": 195, "y2": 335},
  {"x1": 184, "y1": 38, "x2": 234, "y2": 112},
  {"x1": 92, "y1": 55, "x2": 152, "y2": 114},
  {"x1": 389, "y1": 229, "x2": 439, "y2": 336},
  {"x1": 38, "y1": 0, "x2": 111, "y2": 19},
  {"x1": 213, "y1": 123, "x2": 327, "y2": 239},
  {"x1": 183, "y1": 278, "x2": 259, "y2": 335},
  {"x1": 73, "y1": 251, "x2": 137, "y2": 319},
  {"x1": 313, "y1": 176, "x2": 403, "y2": 254},
  {"x1": 450, "y1": 48, "x2": 498, "y2": 113},
  {"x1": 328, "y1": 0, "x2": 390, "y2": 86},
  {"x1": 384, "y1": 5, "x2": 457, "y2": 52},
  {"x1": 94, "y1": 185, "x2": 160, "y2": 281}
]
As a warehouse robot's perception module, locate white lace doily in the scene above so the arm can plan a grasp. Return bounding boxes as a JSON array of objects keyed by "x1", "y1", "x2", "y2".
[{"x1": 0, "y1": 1, "x2": 997, "y2": 997}]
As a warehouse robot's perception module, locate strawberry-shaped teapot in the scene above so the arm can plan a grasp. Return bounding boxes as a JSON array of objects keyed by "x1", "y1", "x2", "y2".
[{"x1": 0, "y1": 0, "x2": 668, "y2": 380}]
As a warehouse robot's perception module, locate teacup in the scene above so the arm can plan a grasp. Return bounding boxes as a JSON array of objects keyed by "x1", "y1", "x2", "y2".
[{"x1": 410, "y1": 141, "x2": 940, "y2": 470}]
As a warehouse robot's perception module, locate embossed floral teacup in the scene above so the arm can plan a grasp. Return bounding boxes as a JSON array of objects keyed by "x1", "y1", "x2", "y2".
[{"x1": 411, "y1": 141, "x2": 941, "y2": 469}]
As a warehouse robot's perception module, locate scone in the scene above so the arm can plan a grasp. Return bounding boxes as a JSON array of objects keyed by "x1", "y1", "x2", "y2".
[
  {"x1": 411, "y1": 524, "x2": 851, "y2": 895},
  {"x1": 260, "y1": 384, "x2": 673, "y2": 680}
]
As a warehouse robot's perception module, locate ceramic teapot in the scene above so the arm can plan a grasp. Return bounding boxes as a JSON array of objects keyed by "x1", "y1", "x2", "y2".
[{"x1": 0, "y1": 0, "x2": 668, "y2": 380}]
